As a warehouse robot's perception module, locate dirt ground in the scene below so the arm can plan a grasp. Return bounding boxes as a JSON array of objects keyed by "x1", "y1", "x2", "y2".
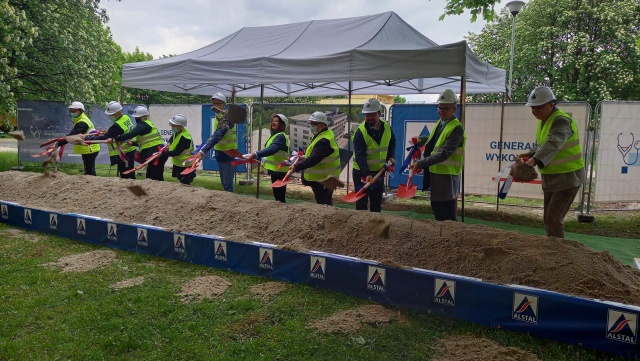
[{"x1": 1, "y1": 171, "x2": 640, "y2": 306}]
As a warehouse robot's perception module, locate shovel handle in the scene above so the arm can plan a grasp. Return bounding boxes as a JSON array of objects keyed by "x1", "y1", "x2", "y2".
[
  {"x1": 356, "y1": 166, "x2": 387, "y2": 196},
  {"x1": 123, "y1": 146, "x2": 166, "y2": 174}
]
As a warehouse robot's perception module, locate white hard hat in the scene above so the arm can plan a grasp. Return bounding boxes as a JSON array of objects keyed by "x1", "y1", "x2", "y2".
[
  {"x1": 169, "y1": 114, "x2": 187, "y2": 127},
  {"x1": 104, "y1": 101, "x2": 123, "y2": 115},
  {"x1": 132, "y1": 105, "x2": 150, "y2": 117},
  {"x1": 274, "y1": 113, "x2": 288, "y2": 128},
  {"x1": 362, "y1": 98, "x2": 381, "y2": 113},
  {"x1": 211, "y1": 92, "x2": 227, "y2": 103},
  {"x1": 526, "y1": 86, "x2": 556, "y2": 107},
  {"x1": 68, "y1": 101, "x2": 85, "y2": 111},
  {"x1": 438, "y1": 89, "x2": 458, "y2": 104},
  {"x1": 309, "y1": 111, "x2": 328, "y2": 125}
]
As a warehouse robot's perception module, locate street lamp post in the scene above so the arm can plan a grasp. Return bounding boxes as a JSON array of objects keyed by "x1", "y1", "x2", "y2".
[{"x1": 506, "y1": 1, "x2": 525, "y2": 100}]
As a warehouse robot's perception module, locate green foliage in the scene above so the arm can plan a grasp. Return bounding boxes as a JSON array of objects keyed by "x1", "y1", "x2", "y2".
[
  {"x1": 1, "y1": 0, "x2": 123, "y2": 114},
  {"x1": 467, "y1": 0, "x2": 640, "y2": 104},
  {"x1": 393, "y1": 95, "x2": 407, "y2": 104},
  {"x1": 437, "y1": 0, "x2": 502, "y2": 22}
]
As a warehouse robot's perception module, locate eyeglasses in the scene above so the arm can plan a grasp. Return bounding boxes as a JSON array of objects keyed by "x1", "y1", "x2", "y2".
[{"x1": 437, "y1": 107, "x2": 454, "y2": 111}]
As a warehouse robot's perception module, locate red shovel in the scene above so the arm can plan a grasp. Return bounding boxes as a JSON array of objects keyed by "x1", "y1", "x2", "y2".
[
  {"x1": 342, "y1": 166, "x2": 388, "y2": 203},
  {"x1": 397, "y1": 159, "x2": 420, "y2": 199},
  {"x1": 123, "y1": 145, "x2": 167, "y2": 175},
  {"x1": 272, "y1": 153, "x2": 302, "y2": 188}
]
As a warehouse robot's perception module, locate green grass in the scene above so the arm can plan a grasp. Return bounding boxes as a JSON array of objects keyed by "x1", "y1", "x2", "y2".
[{"x1": 0, "y1": 224, "x2": 627, "y2": 360}]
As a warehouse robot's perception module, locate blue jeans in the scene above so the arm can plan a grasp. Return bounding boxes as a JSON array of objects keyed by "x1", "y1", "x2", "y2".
[{"x1": 218, "y1": 161, "x2": 234, "y2": 192}]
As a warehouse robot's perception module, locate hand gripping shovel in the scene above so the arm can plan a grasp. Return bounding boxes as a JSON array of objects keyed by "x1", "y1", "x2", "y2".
[
  {"x1": 272, "y1": 153, "x2": 302, "y2": 188},
  {"x1": 342, "y1": 165, "x2": 387, "y2": 203},
  {"x1": 123, "y1": 145, "x2": 167, "y2": 175},
  {"x1": 179, "y1": 144, "x2": 205, "y2": 176}
]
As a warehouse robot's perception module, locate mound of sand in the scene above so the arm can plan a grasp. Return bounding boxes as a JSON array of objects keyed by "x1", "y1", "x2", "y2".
[{"x1": 1, "y1": 171, "x2": 639, "y2": 305}]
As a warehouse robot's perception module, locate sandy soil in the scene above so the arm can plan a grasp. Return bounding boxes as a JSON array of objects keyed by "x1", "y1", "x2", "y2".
[
  {"x1": 307, "y1": 304, "x2": 404, "y2": 334},
  {"x1": 1, "y1": 171, "x2": 639, "y2": 306}
]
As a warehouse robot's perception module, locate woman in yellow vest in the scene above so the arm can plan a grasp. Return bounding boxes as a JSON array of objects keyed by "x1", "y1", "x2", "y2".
[
  {"x1": 243, "y1": 114, "x2": 290, "y2": 202},
  {"x1": 56, "y1": 101, "x2": 101, "y2": 175},
  {"x1": 290, "y1": 111, "x2": 340, "y2": 205},
  {"x1": 165, "y1": 114, "x2": 195, "y2": 185},
  {"x1": 107, "y1": 105, "x2": 167, "y2": 181},
  {"x1": 410, "y1": 89, "x2": 466, "y2": 221},
  {"x1": 519, "y1": 86, "x2": 585, "y2": 238}
]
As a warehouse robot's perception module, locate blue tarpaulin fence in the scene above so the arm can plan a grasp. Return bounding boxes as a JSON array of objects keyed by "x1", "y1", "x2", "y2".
[{"x1": 1, "y1": 200, "x2": 638, "y2": 358}]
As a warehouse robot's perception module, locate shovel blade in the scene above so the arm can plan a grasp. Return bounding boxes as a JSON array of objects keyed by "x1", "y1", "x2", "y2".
[
  {"x1": 319, "y1": 176, "x2": 344, "y2": 190},
  {"x1": 342, "y1": 191, "x2": 366, "y2": 203},
  {"x1": 180, "y1": 167, "x2": 196, "y2": 176},
  {"x1": 272, "y1": 178, "x2": 290, "y2": 188},
  {"x1": 396, "y1": 184, "x2": 417, "y2": 199}
]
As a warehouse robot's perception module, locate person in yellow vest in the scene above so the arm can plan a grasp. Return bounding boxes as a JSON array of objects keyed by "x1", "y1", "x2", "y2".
[
  {"x1": 352, "y1": 98, "x2": 396, "y2": 212},
  {"x1": 85, "y1": 101, "x2": 137, "y2": 179},
  {"x1": 289, "y1": 111, "x2": 341, "y2": 205},
  {"x1": 243, "y1": 114, "x2": 290, "y2": 202},
  {"x1": 165, "y1": 114, "x2": 195, "y2": 185},
  {"x1": 195, "y1": 92, "x2": 237, "y2": 192},
  {"x1": 518, "y1": 86, "x2": 585, "y2": 238},
  {"x1": 410, "y1": 89, "x2": 466, "y2": 221},
  {"x1": 106, "y1": 105, "x2": 167, "y2": 181},
  {"x1": 55, "y1": 101, "x2": 101, "y2": 175}
]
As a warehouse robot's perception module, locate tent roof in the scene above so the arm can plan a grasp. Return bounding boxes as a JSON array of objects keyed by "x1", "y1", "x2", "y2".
[{"x1": 122, "y1": 11, "x2": 505, "y2": 97}]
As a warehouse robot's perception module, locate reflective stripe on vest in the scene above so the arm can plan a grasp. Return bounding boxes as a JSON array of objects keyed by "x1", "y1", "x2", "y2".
[
  {"x1": 170, "y1": 129, "x2": 194, "y2": 166},
  {"x1": 263, "y1": 132, "x2": 290, "y2": 172},
  {"x1": 303, "y1": 129, "x2": 341, "y2": 181},
  {"x1": 136, "y1": 119, "x2": 164, "y2": 151},
  {"x1": 213, "y1": 113, "x2": 237, "y2": 151},
  {"x1": 428, "y1": 118, "x2": 466, "y2": 175},
  {"x1": 108, "y1": 114, "x2": 136, "y2": 156},
  {"x1": 73, "y1": 113, "x2": 100, "y2": 154},
  {"x1": 535, "y1": 109, "x2": 584, "y2": 174},
  {"x1": 352, "y1": 120, "x2": 391, "y2": 171}
]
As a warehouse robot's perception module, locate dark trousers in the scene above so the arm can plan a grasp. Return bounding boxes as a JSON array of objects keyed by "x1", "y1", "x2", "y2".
[
  {"x1": 543, "y1": 186, "x2": 580, "y2": 238},
  {"x1": 431, "y1": 199, "x2": 458, "y2": 221},
  {"x1": 111, "y1": 152, "x2": 136, "y2": 179},
  {"x1": 353, "y1": 169, "x2": 383, "y2": 212},
  {"x1": 270, "y1": 172, "x2": 287, "y2": 203},
  {"x1": 307, "y1": 180, "x2": 334, "y2": 205},
  {"x1": 172, "y1": 165, "x2": 196, "y2": 185},
  {"x1": 145, "y1": 152, "x2": 168, "y2": 181},
  {"x1": 81, "y1": 152, "x2": 98, "y2": 176}
]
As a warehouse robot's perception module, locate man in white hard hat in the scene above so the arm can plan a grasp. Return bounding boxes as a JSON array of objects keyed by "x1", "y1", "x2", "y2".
[
  {"x1": 86, "y1": 101, "x2": 137, "y2": 178},
  {"x1": 518, "y1": 86, "x2": 585, "y2": 238},
  {"x1": 352, "y1": 98, "x2": 396, "y2": 212},
  {"x1": 164, "y1": 114, "x2": 195, "y2": 185},
  {"x1": 55, "y1": 101, "x2": 101, "y2": 175},
  {"x1": 106, "y1": 105, "x2": 167, "y2": 181},
  {"x1": 195, "y1": 92, "x2": 237, "y2": 192},
  {"x1": 243, "y1": 114, "x2": 290, "y2": 202},
  {"x1": 289, "y1": 111, "x2": 341, "y2": 205},
  {"x1": 410, "y1": 89, "x2": 466, "y2": 221}
]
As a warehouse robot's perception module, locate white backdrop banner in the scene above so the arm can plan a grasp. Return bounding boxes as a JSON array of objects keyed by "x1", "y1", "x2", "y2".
[
  {"x1": 595, "y1": 101, "x2": 640, "y2": 202},
  {"x1": 149, "y1": 104, "x2": 204, "y2": 169}
]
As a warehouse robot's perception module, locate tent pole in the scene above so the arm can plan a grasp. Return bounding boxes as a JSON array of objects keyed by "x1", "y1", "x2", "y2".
[
  {"x1": 255, "y1": 84, "x2": 264, "y2": 199},
  {"x1": 119, "y1": 86, "x2": 124, "y2": 103},
  {"x1": 496, "y1": 92, "x2": 506, "y2": 211},
  {"x1": 346, "y1": 82, "x2": 353, "y2": 193},
  {"x1": 459, "y1": 77, "x2": 467, "y2": 222}
]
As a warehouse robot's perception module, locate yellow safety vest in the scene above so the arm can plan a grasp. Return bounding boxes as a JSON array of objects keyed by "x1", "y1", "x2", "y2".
[
  {"x1": 303, "y1": 129, "x2": 341, "y2": 181},
  {"x1": 263, "y1": 132, "x2": 290, "y2": 172},
  {"x1": 535, "y1": 109, "x2": 584, "y2": 174},
  {"x1": 213, "y1": 113, "x2": 237, "y2": 151},
  {"x1": 108, "y1": 114, "x2": 136, "y2": 156},
  {"x1": 352, "y1": 120, "x2": 392, "y2": 171},
  {"x1": 428, "y1": 118, "x2": 466, "y2": 175},
  {"x1": 135, "y1": 119, "x2": 164, "y2": 151},
  {"x1": 72, "y1": 113, "x2": 100, "y2": 155},
  {"x1": 169, "y1": 129, "x2": 194, "y2": 167}
]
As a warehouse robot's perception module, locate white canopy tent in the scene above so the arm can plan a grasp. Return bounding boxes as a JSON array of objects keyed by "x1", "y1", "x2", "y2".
[{"x1": 122, "y1": 11, "x2": 506, "y2": 97}]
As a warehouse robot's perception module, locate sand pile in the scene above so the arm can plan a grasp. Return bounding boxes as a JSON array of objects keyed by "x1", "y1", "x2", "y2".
[{"x1": 1, "y1": 171, "x2": 639, "y2": 306}]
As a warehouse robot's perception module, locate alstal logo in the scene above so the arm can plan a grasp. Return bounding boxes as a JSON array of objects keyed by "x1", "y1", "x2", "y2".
[
  {"x1": 214, "y1": 241, "x2": 227, "y2": 261},
  {"x1": 434, "y1": 278, "x2": 456, "y2": 306},
  {"x1": 259, "y1": 248, "x2": 274, "y2": 270},
  {"x1": 49, "y1": 214, "x2": 57, "y2": 230},
  {"x1": 24, "y1": 209, "x2": 32, "y2": 224},
  {"x1": 1, "y1": 204, "x2": 8, "y2": 219},
  {"x1": 173, "y1": 234, "x2": 186, "y2": 254},
  {"x1": 76, "y1": 218, "x2": 86, "y2": 235},
  {"x1": 310, "y1": 256, "x2": 326, "y2": 280},
  {"x1": 607, "y1": 309, "x2": 637, "y2": 344},
  {"x1": 107, "y1": 223, "x2": 117, "y2": 241},
  {"x1": 367, "y1": 266, "x2": 386, "y2": 292},
  {"x1": 512, "y1": 293, "x2": 538, "y2": 324},
  {"x1": 137, "y1": 228, "x2": 148, "y2": 247}
]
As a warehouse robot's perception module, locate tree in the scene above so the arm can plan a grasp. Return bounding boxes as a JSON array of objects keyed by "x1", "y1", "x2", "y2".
[
  {"x1": 437, "y1": 0, "x2": 502, "y2": 22},
  {"x1": 393, "y1": 95, "x2": 407, "y2": 104},
  {"x1": 467, "y1": 0, "x2": 640, "y2": 105},
  {"x1": 1, "y1": 0, "x2": 122, "y2": 116}
]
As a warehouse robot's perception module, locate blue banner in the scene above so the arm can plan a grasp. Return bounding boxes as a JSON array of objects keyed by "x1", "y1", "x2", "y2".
[{"x1": 200, "y1": 104, "x2": 249, "y2": 172}]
